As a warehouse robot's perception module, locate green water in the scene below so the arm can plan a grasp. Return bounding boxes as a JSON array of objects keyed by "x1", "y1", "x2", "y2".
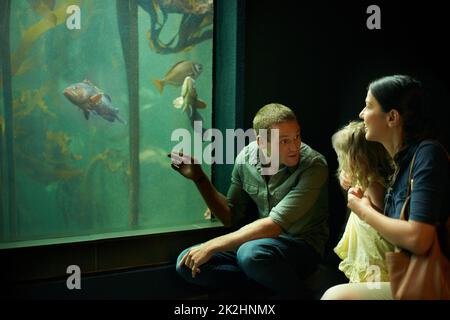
[{"x1": 0, "y1": 0, "x2": 215, "y2": 248}]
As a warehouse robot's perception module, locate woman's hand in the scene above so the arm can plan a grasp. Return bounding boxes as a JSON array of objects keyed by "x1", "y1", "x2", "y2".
[{"x1": 168, "y1": 151, "x2": 205, "y2": 183}]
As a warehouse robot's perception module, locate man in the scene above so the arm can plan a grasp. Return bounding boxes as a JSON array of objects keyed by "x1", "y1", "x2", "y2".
[{"x1": 169, "y1": 103, "x2": 329, "y2": 299}]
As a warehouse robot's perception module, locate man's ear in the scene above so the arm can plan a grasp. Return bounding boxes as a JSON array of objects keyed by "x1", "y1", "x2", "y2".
[{"x1": 387, "y1": 109, "x2": 401, "y2": 127}]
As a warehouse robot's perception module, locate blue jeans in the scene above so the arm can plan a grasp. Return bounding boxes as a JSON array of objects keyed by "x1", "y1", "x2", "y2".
[{"x1": 176, "y1": 237, "x2": 320, "y2": 299}]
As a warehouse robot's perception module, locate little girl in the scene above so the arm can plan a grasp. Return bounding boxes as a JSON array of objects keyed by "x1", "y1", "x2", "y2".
[{"x1": 331, "y1": 121, "x2": 394, "y2": 283}]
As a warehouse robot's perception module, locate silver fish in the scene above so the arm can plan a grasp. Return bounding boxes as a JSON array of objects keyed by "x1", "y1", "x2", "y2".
[{"x1": 173, "y1": 76, "x2": 207, "y2": 134}]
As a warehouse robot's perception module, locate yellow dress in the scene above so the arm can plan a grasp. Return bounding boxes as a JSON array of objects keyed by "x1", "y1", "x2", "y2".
[{"x1": 334, "y1": 212, "x2": 395, "y2": 283}]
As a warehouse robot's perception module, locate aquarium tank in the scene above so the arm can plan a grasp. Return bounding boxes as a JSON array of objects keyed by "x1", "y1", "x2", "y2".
[{"x1": 0, "y1": 0, "x2": 221, "y2": 249}]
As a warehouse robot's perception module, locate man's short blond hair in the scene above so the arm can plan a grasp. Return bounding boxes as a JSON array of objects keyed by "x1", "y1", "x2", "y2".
[{"x1": 253, "y1": 103, "x2": 297, "y2": 136}]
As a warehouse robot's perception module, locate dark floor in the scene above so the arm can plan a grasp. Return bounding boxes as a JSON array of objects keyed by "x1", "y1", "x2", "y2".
[{"x1": 4, "y1": 250, "x2": 347, "y2": 300}]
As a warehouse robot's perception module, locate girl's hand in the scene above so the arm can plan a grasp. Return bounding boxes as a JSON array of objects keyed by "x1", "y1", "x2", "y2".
[
  {"x1": 339, "y1": 171, "x2": 352, "y2": 190},
  {"x1": 348, "y1": 187, "x2": 364, "y2": 198},
  {"x1": 347, "y1": 187, "x2": 372, "y2": 220}
]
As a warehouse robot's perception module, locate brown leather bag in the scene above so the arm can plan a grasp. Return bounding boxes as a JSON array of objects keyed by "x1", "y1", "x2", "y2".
[{"x1": 385, "y1": 151, "x2": 450, "y2": 300}]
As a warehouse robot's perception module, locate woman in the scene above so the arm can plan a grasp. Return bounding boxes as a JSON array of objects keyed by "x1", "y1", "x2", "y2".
[
  {"x1": 322, "y1": 75, "x2": 449, "y2": 299},
  {"x1": 331, "y1": 121, "x2": 394, "y2": 284}
]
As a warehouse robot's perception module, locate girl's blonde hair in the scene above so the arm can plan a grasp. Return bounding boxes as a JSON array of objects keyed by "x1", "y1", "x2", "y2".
[{"x1": 332, "y1": 121, "x2": 393, "y2": 190}]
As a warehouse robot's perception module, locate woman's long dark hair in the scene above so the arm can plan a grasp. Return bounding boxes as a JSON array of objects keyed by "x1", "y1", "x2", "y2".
[{"x1": 368, "y1": 75, "x2": 434, "y2": 145}]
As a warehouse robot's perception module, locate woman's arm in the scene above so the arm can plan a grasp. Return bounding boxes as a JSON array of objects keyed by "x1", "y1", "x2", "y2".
[{"x1": 347, "y1": 190, "x2": 435, "y2": 255}]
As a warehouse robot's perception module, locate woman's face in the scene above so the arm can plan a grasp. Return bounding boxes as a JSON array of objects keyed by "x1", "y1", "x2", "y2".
[{"x1": 359, "y1": 90, "x2": 389, "y2": 143}]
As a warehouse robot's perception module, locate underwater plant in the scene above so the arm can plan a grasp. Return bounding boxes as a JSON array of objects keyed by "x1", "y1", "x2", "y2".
[{"x1": 139, "y1": 0, "x2": 213, "y2": 54}]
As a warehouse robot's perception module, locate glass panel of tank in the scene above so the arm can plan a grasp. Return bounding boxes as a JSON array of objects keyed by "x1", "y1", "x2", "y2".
[{"x1": 0, "y1": 0, "x2": 215, "y2": 248}]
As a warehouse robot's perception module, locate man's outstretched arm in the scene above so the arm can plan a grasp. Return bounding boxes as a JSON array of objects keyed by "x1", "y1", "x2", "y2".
[{"x1": 168, "y1": 151, "x2": 232, "y2": 226}]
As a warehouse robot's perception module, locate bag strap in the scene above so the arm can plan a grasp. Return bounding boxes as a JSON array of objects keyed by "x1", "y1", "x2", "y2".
[
  {"x1": 398, "y1": 150, "x2": 418, "y2": 222},
  {"x1": 394, "y1": 149, "x2": 418, "y2": 253}
]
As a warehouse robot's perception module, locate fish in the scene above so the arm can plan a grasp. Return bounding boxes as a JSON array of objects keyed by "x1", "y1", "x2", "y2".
[
  {"x1": 173, "y1": 76, "x2": 206, "y2": 114},
  {"x1": 63, "y1": 81, "x2": 99, "y2": 120},
  {"x1": 90, "y1": 93, "x2": 126, "y2": 124},
  {"x1": 152, "y1": 60, "x2": 202, "y2": 94},
  {"x1": 63, "y1": 80, "x2": 126, "y2": 124},
  {"x1": 173, "y1": 76, "x2": 207, "y2": 134}
]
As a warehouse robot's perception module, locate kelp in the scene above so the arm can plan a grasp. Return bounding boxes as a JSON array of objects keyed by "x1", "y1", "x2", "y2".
[
  {"x1": 9, "y1": 84, "x2": 83, "y2": 187},
  {"x1": 141, "y1": 0, "x2": 213, "y2": 54},
  {"x1": 117, "y1": 0, "x2": 140, "y2": 227},
  {"x1": 11, "y1": 0, "x2": 83, "y2": 78},
  {"x1": 79, "y1": 148, "x2": 128, "y2": 229}
]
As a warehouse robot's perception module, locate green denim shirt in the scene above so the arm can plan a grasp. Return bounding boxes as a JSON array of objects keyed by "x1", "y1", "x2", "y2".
[{"x1": 227, "y1": 141, "x2": 329, "y2": 256}]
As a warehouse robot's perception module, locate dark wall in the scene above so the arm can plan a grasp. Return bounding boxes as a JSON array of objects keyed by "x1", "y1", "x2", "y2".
[{"x1": 243, "y1": 0, "x2": 450, "y2": 247}]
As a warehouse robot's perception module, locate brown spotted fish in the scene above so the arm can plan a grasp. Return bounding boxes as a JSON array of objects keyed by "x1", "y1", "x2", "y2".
[{"x1": 63, "y1": 80, "x2": 126, "y2": 124}]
